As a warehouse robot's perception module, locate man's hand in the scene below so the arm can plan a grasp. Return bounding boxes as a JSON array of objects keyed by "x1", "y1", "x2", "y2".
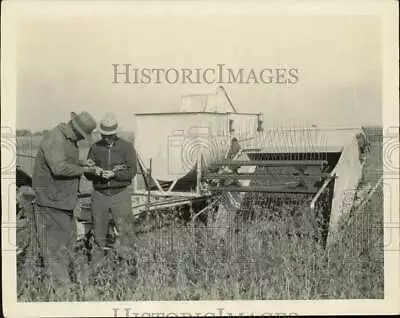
[
  {"x1": 112, "y1": 164, "x2": 128, "y2": 172},
  {"x1": 83, "y1": 166, "x2": 95, "y2": 174},
  {"x1": 83, "y1": 166, "x2": 103, "y2": 176},
  {"x1": 94, "y1": 166, "x2": 103, "y2": 176},
  {"x1": 101, "y1": 170, "x2": 115, "y2": 179},
  {"x1": 80, "y1": 159, "x2": 96, "y2": 167}
]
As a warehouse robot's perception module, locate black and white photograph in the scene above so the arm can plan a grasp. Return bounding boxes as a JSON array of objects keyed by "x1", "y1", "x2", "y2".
[{"x1": 1, "y1": 0, "x2": 399, "y2": 316}]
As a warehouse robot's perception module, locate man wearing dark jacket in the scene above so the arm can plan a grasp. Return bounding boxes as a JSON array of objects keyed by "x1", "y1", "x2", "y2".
[
  {"x1": 85, "y1": 112, "x2": 137, "y2": 262},
  {"x1": 31, "y1": 111, "x2": 97, "y2": 286}
]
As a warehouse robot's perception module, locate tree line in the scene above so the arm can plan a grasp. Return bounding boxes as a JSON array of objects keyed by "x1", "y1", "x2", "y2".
[{"x1": 16, "y1": 129, "x2": 49, "y2": 137}]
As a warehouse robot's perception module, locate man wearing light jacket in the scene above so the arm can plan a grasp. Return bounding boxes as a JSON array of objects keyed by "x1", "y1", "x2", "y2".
[
  {"x1": 31, "y1": 111, "x2": 97, "y2": 286},
  {"x1": 85, "y1": 112, "x2": 137, "y2": 263}
]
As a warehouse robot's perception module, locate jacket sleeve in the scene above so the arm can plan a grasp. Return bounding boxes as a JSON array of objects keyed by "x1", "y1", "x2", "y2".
[
  {"x1": 41, "y1": 133, "x2": 84, "y2": 177},
  {"x1": 114, "y1": 143, "x2": 137, "y2": 181},
  {"x1": 83, "y1": 146, "x2": 97, "y2": 181}
]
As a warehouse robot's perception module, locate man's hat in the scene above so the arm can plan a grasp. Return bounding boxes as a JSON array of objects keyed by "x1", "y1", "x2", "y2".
[
  {"x1": 71, "y1": 111, "x2": 97, "y2": 138},
  {"x1": 99, "y1": 112, "x2": 118, "y2": 135}
]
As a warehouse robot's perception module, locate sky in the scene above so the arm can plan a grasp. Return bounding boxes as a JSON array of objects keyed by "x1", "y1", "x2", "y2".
[{"x1": 16, "y1": 14, "x2": 382, "y2": 132}]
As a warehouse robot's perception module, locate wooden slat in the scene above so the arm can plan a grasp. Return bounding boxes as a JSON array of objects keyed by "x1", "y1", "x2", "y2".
[
  {"x1": 210, "y1": 160, "x2": 328, "y2": 167},
  {"x1": 207, "y1": 186, "x2": 318, "y2": 194}
]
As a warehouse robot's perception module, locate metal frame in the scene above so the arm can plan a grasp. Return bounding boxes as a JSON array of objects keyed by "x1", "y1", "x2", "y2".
[
  {"x1": 135, "y1": 151, "x2": 204, "y2": 196},
  {"x1": 206, "y1": 186, "x2": 320, "y2": 194},
  {"x1": 134, "y1": 111, "x2": 260, "y2": 116},
  {"x1": 16, "y1": 123, "x2": 364, "y2": 241},
  {"x1": 132, "y1": 150, "x2": 207, "y2": 212},
  {"x1": 210, "y1": 159, "x2": 328, "y2": 167},
  {"x1": 202, "y1": 153, "x2": 332, "y2": 196}
]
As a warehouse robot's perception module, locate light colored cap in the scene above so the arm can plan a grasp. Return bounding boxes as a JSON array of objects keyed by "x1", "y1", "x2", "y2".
[{"x1": 99, "y1": 112, "x2": 118, "y2": 135}]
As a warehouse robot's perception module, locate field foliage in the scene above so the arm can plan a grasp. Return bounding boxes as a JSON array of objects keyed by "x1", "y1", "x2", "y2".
[{"x1": 16, "y1": 127, "x2": 384, "y2": 301}]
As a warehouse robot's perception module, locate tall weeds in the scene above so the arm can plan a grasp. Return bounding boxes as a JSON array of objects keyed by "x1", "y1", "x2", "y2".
[{"x1": 17, "y1": 129, "x2": 384, "y2": 301}]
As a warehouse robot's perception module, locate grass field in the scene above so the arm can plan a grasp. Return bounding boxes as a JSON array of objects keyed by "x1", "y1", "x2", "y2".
[{"x1": 16, "y1": 127, "x2": 384, "y2": 301}]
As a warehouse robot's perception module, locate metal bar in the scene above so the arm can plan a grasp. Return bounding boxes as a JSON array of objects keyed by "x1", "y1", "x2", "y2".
[
  {"x1": 207, "y1": 186, "x2": 318, "y2": 194},
  {"x1": 351, "y1": 175, "x2": 383, "y2": 215},
  {"x1": 261, "y1": 126, "x2": 363, "y2": 132},
  {"x1": 234, "y1": 149, "x2": 243, "y2": 160},
  {"x1": 132, "y1": 190, "x2": 203, "y2": 197},
  {"x1": 147, "y1": 158, "x2": 152, "y2": 214},
  {"x1": 192, "y1": 198, "x2": 221, "y2": 221},
  {"x1": 134, "y1": 200, "x2": 193, "y2": 212},
  {"x1": 310, "y1": 174, "x2": 336, "y2": 211},
  {"x1": 219, "y1": 86, "x2": 237, "y2": 113},
  {"x1": 196, "y1": 153, "x2": 202, "y2": 196},
  {"x1": 133, "y1": 196, "x2": 208, "y2": 212},
  {"x1": 135, "y1": 111, "x2": 261, "y2": 116},
  {"x1": 136, "y1": 152, "x2": 164, "y2": 192},
  {"x1": 203, "y1": 173, "x2": 326, "y2": 181},
  {"x1": 133, "y1": 197, "x2": 194, "y2": 209},
  {"x1": 148, "y1": 200, "x2": 192, "y2": 211},
  {"x1": 152, "y1": 177, "x2": 165, "y2": 192},
  {"x1": 82, "y1": 193, "x2": 209, "y2": 209},
  {"x1": 136, "y1": 151, "x2": 148, "y2": 174},
  {"x1": 137, "y1": 156, "x2": 150, "y2": 191},
  {"x1": 207, "y1": 170, "x2": 328, "y2": 177},
  {"x1": 133, "y1": 171, "x2": 138, "y2": 192},
  {"x1": 16, "y1": 153, "x2": 36, "y2": 158},
  {"x1": 241, "y1": 148, "x2": 262, "y2": 152},
  {"x1": 210, "y1": 160, "x2": 328, "y2": 167},
  {"x1": 167, "y1": 179, "x2": 178, "y2": 192}
]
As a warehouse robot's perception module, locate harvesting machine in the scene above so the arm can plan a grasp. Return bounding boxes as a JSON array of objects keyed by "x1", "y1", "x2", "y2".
[
  {"x1": 130, "y1": 86, "x2": 369, "y2": 246},
  {"x1": 14, "y1": 86, "x2": 370, "y2": 249}
]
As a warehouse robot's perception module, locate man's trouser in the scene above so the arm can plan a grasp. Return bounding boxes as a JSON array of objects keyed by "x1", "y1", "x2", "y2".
[
  {"x1": 91, "y1": 187, "x2": 131, "y2": 251},
  {"x1": 28, "y1": 204, "x2": 74, "y2": 286},
  {"x1": 74, "y1": 198, "x2": 92, "y2": 241}
]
